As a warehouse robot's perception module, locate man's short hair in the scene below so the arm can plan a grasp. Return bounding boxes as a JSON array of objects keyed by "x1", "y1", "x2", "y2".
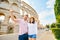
[{"x1": 25, "y1": 14, "x2": 28, "y2": 17}]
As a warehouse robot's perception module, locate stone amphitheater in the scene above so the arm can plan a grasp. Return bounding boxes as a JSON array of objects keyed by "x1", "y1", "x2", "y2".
[{"x1": 0, "y1": 0, "x2": 56, "y2": 40}]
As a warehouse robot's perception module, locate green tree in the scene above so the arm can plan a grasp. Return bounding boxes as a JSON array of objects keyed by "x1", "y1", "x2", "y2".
[
  {"x1": 54, "y1": 0, "x2": 60, "y2": 23},
  {"x1": 52, "y1": 0, "x2": 60, "y2": 40},
  {"x1": 46, "y1": 25, "x2": 50, "y2": 28},
  {"x1": 51, "y1": 23, "x2": 56, "y2": 28}
]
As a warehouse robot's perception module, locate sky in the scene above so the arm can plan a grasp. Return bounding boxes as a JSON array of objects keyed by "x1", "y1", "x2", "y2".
[
  {"x1": 22, "y1": 0, "x2": 56, "y2": 26},
  {"x1": 0, "y1": 0, "x2": 56, "y2": 26}
]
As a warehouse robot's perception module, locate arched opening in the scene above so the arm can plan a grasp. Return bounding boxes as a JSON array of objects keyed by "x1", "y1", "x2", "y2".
[
  {"x1": 0, "y1": 0, "x2": 9, "y2": 3},
  {"x1": 20, "y1": 9, "x2": 23, "y2": 15},
  {"x1": 9, "y1": 18, "x2": 14, "y2": 23},
  {"x1": 28, "y1": 14, "x2": 31, "y2": 17},
  {"x1": 12, "y1": 3, "x2": 18, "y2": 7},
  {"x1": 0, "y1": 13, "x2": 5, "y2": 22},
  {"x1": 0, "y1": 13, "x2": 5, "y2": 16},
  {"x1": 24, "y1": 11, "x2": 28, "y2": 15},
  {"x1": 24, "y1": 11, "x2": 27, "y2": 15},
  {"x1": 9, "y1": 16, "x2": 16, "y2": 24},
  {"x1": 0, "y1": 13, "x2": 5, "y2": 31}
]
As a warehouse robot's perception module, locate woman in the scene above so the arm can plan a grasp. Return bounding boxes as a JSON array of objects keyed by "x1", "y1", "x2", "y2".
[{"x1": 28, "y1": 17, "x2": 37, "y2": 40}]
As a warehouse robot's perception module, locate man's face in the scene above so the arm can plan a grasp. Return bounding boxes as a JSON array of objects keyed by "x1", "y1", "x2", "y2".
[{"x1": 24, "y1": 15, "x2": 28, "y2": 20}]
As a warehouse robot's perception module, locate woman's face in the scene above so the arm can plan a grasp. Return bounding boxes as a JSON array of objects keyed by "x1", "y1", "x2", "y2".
[{"x1": 30, "y1": 18, "x2": 34, "y2": 23}]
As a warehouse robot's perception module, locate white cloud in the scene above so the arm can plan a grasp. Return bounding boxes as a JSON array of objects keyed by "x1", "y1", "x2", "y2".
[
  {"x1": 46, "y1": 0, "x2": 55, "y2": 8},
  {"x1": 38, "y1": 9, "x2": 56, "y2": 26},
  {"x1": 39, "y1": 9, "x2": 54, "y2": 19},
  {"x1": 40, "y1": 18, "x2": 56, "y2": 26},
  {"x1": 38, "y1": 0, "x2": 56, "y2": 25}
]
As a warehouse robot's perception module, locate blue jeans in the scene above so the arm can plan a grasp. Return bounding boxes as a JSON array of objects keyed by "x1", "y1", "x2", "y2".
[
  {"x1": 28, "y1": 34, "x2": 36, "y2": 38},
  {"x1": 19, "y1": 33, "x2": 28, "y2": 40}
]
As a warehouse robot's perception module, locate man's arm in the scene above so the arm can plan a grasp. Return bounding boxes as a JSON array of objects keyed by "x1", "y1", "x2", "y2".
[{"x1": 10, "y1": 10, "x2": 19, "y2": 23}]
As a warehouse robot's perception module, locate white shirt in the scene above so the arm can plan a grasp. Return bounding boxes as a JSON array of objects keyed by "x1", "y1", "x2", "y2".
[{"x1": 28, "y1": 23, "x2": 37, "y2": 35}]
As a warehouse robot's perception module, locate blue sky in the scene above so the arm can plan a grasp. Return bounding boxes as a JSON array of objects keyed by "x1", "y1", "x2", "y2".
[
  {"x1": 23, "y1": 0, "x2": 56, "y2": 26},
  {"x1": 0, "y1": 0, "x2": 56, "y2": 26}
]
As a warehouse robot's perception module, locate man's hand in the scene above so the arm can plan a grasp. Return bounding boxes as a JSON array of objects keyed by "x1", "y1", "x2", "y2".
[
  {"x1": 9, "y1": 9, "x2": 14, "y2": 15},
  {"x1": 9, "y1": 9, "x2": 17, "y2": 22},
  {"x1": 10, "y1": 9, "x2": 14, "y2": 13}
]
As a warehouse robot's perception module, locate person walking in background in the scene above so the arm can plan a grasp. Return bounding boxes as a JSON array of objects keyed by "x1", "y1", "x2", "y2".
[
  {"x1": 28, "y1": 17, "x2": 37, "y2": 40},
  {"x1": 10, "y1": 10, "x2": 28, "y2": 40}
]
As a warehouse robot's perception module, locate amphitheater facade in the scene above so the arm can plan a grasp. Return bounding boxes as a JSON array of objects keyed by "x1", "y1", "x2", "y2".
[{"x1": 0, "y1": 0, "x2": 40, "y2": 34}]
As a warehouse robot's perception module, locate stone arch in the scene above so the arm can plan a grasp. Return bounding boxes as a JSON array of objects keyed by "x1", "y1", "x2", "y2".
[
  {"x1": 0, "y1": 0, "x2": 9, "y2": 3},
  {"x1": 0, "y1": 13, "x2": 5, "y2": 22},
  {"x1": 0, "y1": 13, "x2": 5, "y2": 16},
  {"x1": 8, "y1": 15, "x2": 16, "y2": 23},
  {"x1": 21, "y1": 1, "x2": 38, "y2": 19},
  {"x1": 12, "y1": 3, "x2": 18, "y2": 7}
]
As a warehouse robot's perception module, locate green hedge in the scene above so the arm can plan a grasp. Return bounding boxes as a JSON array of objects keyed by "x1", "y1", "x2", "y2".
[
  {"x1": 53, "y1": 0, "x2": 60, "y2": 40},
  {"x1": 52, "y1": 29, "x2": 60, "y2": 39},
  {"x1": 50, "y1": 23, "x2": 60, "y2": 28},
  {"x1": 51, "y1": 23, "x2": 60, "y2": 40},
  {"x1": 56, "y1": 23, "x2": 60, "y2": 28}
]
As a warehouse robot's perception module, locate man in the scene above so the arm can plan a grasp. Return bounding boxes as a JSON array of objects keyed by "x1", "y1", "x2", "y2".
[{"x1": 10, "y1": 10, "x2": 28, "y2": 40}]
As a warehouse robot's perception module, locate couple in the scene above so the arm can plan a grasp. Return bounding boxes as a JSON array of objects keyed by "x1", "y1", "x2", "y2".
[{"x1": 10, "y1": 10, "x2": 37, "y2": 40}]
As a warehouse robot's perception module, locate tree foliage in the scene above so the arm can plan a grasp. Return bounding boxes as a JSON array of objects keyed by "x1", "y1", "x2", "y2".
[{"x1": 54, "y1": 0, "x2": 60, "y2": 23}]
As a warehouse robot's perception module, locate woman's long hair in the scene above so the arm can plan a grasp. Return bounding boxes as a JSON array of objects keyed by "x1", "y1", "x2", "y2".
[{"x1": 29, "y1": 17, "x2": 35, "y2": 24}]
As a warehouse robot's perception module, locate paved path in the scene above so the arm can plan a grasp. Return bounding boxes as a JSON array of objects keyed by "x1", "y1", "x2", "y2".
[
  {"x1": 0, "y1": 33, "x2": 18, "y2": 40},
  {"x1": 37, "y1": 29, "x2": 56, "y2": 40},
  {"x1": 0, "y1": 29, "x2": 56, "y2": 40}
]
